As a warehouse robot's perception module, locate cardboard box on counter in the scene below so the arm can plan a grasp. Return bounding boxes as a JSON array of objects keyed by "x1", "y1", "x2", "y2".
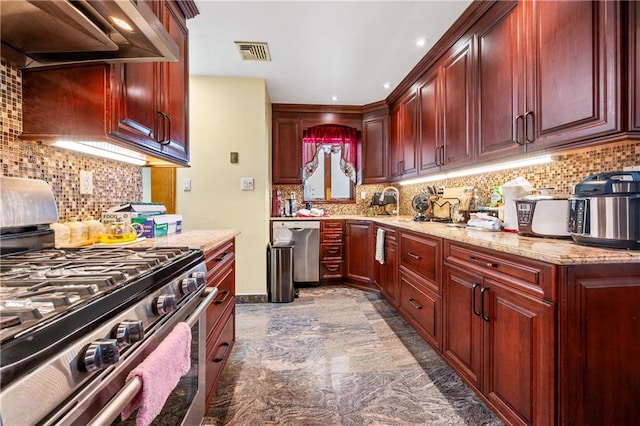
[
  {"x1": 132, "y1": 214, "x2": 182, "y2": 238},
  {"x1": 108, "y1": 202, "x2": 167, "y2": 217}
]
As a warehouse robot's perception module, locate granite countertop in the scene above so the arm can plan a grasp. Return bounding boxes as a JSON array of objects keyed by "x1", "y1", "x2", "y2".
[
  {"x1": 129, "y1": 229, "x2": 240, "y2": 253},
  {"x1": 271, "y1": 215, "x2": 640, "y2": 265}
]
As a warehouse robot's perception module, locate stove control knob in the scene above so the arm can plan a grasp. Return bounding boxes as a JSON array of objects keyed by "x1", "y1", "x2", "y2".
[
  {"x1": 114, "y1": 320, "x2": 145, "y2": 346},
  {"x1": 80, "y1": 339, "x2": 119, "y2": 372},
  {"x1": 191, "y1": 271, "x2": 206, "y2": 286},
  {"x1": 154, "y1": 294, "x2": 177, "y2": 316},
  {"x1": 180, "y1": 277, "x2": 198, "y2": 295}
]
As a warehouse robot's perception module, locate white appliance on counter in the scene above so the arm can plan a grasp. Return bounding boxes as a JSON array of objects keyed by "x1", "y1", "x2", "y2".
[{"x1": 272, "y1": 221, "x2": 320, "y2": 285}]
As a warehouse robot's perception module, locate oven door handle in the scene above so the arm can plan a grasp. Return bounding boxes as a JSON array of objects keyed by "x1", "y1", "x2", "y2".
[
  {"x1": 186, "y1": 286, "x2": 218, "y2": 327},
  {"x1": 87, "y1": 286, "x2": 219, "y2": 426}
]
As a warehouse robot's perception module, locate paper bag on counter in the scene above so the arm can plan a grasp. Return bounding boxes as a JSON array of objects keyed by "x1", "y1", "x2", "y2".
[{"x1": 500, "y1": 177, "x2": 533, "y2": 232}]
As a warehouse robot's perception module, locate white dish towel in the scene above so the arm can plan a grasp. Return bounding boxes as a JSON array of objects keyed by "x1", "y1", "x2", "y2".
[{"x1": 375, "y1": 228, "x2": 385, "y2": 264}]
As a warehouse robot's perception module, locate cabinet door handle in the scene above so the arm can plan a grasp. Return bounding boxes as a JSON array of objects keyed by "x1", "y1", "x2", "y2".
[
  {"x1": 440, "y1": 146, "x2": 446, "y2": 165},
  {"x1": 156, "y1": 111, "x2": 165, "y2": 143},
  {"x1": 407, "y1": 252, "x2": 422, "y2": 260},
  {"x1": 469, "y1": 256, "x2": 497, "y2": 268},
  {"x1": 408, "y1": 298, "x2": 422, "y2": 310},
  {"x1": 472, "y1": 283, "x2": 481, "y2": 316},
  {"x1": 524, "y1": 110, "x2": 534, "y2": 144},
  {"x1": 163, "y1": 113, "x2": 172, "y2": 145},
  {"x1": 514, "y1": 114, "x2": 525, "y2": 145},
  {"x1": 212, "y1": 342, "x2": 231, "y2": 362},
  {"x1": 480, "y1": 287, "x2": 490, "y2": 322},
  {"x1": 214, "y1": 290, "x2": 230, "y2": 305}
]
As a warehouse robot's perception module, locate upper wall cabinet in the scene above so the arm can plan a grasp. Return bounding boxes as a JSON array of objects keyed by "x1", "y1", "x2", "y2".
[
  {"x1": 272, "y1": 117, "x2": 303, "y2": 184},
  {"x1": 111, "y1": 0, "x2": 191, "y2": 163},
  {"x1": 418, "y1": 37, "x2": 475, "y2": 174},
  {"x1": 389, "y1": 91, "x2": 418, "y2": 181},
  {"x1": 630, "y1": 1, "x2": 640, "y2": 133},
  {"x1": 20, "y1": 1, "x2": 197, "y2": 166},
  {"x1": 476, "y1": 0, "x2": 622, "y2": 162},
  {"x1": 361, "y1": 107, "x2": 388, "y2": 184}
]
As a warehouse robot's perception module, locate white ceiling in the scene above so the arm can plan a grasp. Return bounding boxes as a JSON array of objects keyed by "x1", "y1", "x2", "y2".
[{"x1": 187, "y1": 1, "x2": 472, "y2": 105}]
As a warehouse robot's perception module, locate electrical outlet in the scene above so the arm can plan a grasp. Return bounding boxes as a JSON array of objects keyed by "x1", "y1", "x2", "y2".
[
  {"x1": 183, "y1": 178, "x2": 191, "y2": 191},
  {"x1": 360, "y1": 191, "x2": 367, "y2": 200},
  {"x1": 79, "y1": 171, "x2": 93, "y2": 195}
]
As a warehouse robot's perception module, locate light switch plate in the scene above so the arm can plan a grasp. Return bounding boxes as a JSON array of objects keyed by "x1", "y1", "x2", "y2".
[
  {"x1": 240, "y1": 177, "x2": 254, "y2": 191},
  {"x1": 183, "y1": 178, "x2": 191, "y2": 191}
]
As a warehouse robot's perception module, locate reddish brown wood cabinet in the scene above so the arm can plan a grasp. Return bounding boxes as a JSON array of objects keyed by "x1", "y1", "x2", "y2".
[
  {"x1": 476, "y1": 0, "x2": 621, "y2": 161},
  {"x1": 418, "y1": 68, "x2": 440, "y2": 174},
  {"x1": 21, "y1": 1, "x2": 195, "y2": 165},
  {"x1": 629, "y1": 1, "x2": 640, "y2": 133},
  {"x1": 111, "y1": 0, "x2": 190, "y2": 162},
  {"x1": 204, "y1": 239, "x2": 236, "y2": 408},
  {"x1": 398, "y1": 230, "x2": 443, "y2": 349},
  {"x1": 345, "y1": 220, "x2": 373, "y2": 287},
  {"x1": 559, "y1": 264, "x2": 640, "y2": 426},
  {"x1": 320, "y1": 220, "x2": 344, "y2": 281},
  {"x1": 374, "y1": 225, "x2": 398, "y2": 307},
  {"x1": 443, "y1": 242, "x2": 555, "y2": 426},
  {"x1": 388, "y1": 91, "x2": 418, "y2": 181},
  {"x1": 361, "y1": 109, "x2": 388, "y2": 184},
  {"x1": 272, "y1": 117, "x2": 303, "y2": 184}
]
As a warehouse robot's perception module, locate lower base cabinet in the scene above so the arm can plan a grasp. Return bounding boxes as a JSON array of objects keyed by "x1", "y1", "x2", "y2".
[
  {"x1": 204, "y1": 239, "x2": 236, "y2": 408},
  {"x1": 443, "y1": 242, "x2": 555, "y2": 426},
  {"x1": 399, "y1": 270, "x2": 441, "y2": 350},
  {"x1": 375, "y1": 225, "x2": 398, "y2": 306},
  {"x1": 205, "y1": 305, "x2": 235, "y2": 406},
  {"x1": 559, "y1": 264, "x2": 640, "y2": 425}
]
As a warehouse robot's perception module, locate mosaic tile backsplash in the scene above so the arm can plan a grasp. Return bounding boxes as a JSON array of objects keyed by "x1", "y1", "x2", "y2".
[
  {"x1": 1, "y1": 62, "x2": 143, "y2": 222},
  {"x1": 276, "y1": 140, "x2": 640, "y2": 217}
]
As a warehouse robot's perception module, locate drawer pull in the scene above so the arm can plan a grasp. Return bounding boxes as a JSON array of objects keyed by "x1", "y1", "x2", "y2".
[
  {"x1": 327, "y1": 248, "x2": 339, "y2": 254},
  {"x1": 214, "y1": 290, "x2": 230, "y2": 305},
  {"x1": 326, "y1": 264, "x2": 340, "y2": 272},
  {"x1": 214, "y1": 252, "x2": 229, "y2": 262},
  {"x1": 469, "y1": 256, "x2": 497, "y2": 268},
  {"x1": 408, "y1": 298, "x2": 422, "y2": 310},
  {"x1": 212, "y1": 342, "x2": 231, "y2": 362},
  {"x1": 407, "y1": 252, "x2": 422, "y2": 260}
]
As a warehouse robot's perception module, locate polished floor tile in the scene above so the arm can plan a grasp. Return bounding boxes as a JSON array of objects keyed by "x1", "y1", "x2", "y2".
[{"x1": 203, "y1": 285, "x2": 502, "y2": 426}]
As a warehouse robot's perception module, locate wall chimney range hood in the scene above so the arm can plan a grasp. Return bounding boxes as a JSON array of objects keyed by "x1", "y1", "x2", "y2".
[{"x1": 1, "y1": 0, "x2": 179, "y2": 68}]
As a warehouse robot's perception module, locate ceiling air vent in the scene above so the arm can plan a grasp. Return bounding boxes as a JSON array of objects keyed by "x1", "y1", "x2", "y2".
[{"x1": 234, "y1": 41, "x2": 271, "y2": 62}]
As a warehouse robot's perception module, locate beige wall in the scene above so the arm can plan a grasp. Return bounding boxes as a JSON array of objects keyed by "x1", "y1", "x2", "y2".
[{"x1": 177, "y1": 76, "x2": 271, "y2": 296}]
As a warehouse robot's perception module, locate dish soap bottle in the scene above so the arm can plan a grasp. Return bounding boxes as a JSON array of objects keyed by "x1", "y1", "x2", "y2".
[{"x1": 490, "y1": 185, "x2": 503, "y2": 207}]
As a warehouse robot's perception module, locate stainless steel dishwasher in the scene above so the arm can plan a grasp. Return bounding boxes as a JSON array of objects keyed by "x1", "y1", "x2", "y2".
[{"x1": 272, "y1": 220, "x2": 320, "y2": 285}]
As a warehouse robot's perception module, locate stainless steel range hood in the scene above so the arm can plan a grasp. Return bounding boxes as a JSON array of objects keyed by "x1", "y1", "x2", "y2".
[{"x1": 1, "y1": 0, "x2": 179, "y2": 68}]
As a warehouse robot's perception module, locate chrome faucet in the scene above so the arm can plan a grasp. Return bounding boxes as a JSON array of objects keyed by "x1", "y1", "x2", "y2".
[{"x1": 380, "y1": 186, "x2": 400, "y2": 220}]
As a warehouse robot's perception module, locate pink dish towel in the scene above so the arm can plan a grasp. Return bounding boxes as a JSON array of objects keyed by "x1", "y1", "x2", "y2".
[{"x1": 121, "y1": 322, "x2": 192, "y2": 426}]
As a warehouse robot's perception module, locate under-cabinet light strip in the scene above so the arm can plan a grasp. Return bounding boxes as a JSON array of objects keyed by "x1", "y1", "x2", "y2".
[
  {"x1": 398, "y1": 155, "x2": 554, "y2": 186},
  {"x1": 53, "y1": 141, "x2": 147, "y2": 166}
]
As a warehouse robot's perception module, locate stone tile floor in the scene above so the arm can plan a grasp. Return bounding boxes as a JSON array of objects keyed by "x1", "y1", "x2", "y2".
[{"x1": 203, "y1": 285, "x2": 502, "y2": 426}]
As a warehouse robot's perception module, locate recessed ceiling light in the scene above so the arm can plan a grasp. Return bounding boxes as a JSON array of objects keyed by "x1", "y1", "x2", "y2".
[
  {"x1": 415, "y1": 38, "x2": 426, "y2": 47},
  {"x1": 383, "y1": 82, "x2": 391, "y2": 90},
  {"x1": 331, "y1": 96, "x2": 338, "y2": 102}
]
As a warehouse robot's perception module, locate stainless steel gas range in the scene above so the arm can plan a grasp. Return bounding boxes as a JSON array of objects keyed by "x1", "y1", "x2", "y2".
[{"x1": 0, "y1": 177, "x2": 214, "y2": 425}]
